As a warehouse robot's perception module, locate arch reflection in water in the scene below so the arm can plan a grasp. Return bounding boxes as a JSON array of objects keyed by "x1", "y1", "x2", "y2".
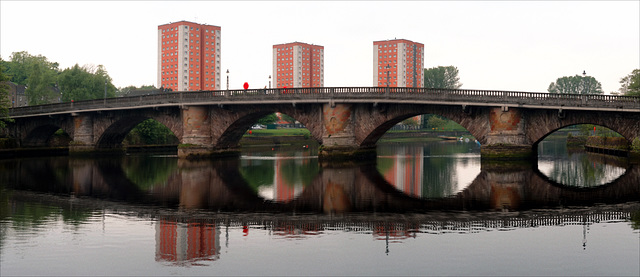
[
  {"x1": 239, "y1": 148, "x2": 319, "y2": 203},
  {"x1": 2, "y1": 155, "x2": 639, "y2": 213},
  {"x1": 376, "y1": 141, "x2": 481, "y2": 198},
  {"x1": 538, "y1": 136, "x2": 628, "y2": 187}
]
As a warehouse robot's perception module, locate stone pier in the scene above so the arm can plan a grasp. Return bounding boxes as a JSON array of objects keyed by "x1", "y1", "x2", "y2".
[
  {"x1": 177, "y1": 106, "x2": 215, "y2": 159},
  {"x1": 481, "y1": 107, "x2": 535, "y2": 160}
]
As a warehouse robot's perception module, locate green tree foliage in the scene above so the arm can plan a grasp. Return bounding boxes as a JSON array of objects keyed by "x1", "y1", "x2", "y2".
[
  {"x1": 117, "y1": 84, "x2": 158, "y2": 97},
  {"x1": 421, "y1": 66, "x2": 463, "y2": 130},
  {"x1": 257, "y1": 114, "x2": 278, "y2": 126},
  {"x1": 2, "y1": 52, "x2": 119, "y2": 105},
  {"x1": 26, "y1": 60, "x2": 59, "y2": 105},
  {"x1": 240, "y1": 160, "x2": 275, "y2": 193},
  {"x1": 0, "y1": 59, "x2": 12, "y2": 129},
  {"x1": 279, "y1": 159, "x2": 319, "y2": 188},
  {"x1": 3, "y1": 51, "x2": 60, "y2": 86},
  {"x1": 619, "y1": 69, "x2": 640, "y2": 96},
  {"x1": 58, "y1": 64, "x2": 116, "y2": 102},
  {"x1": 547, "y1": 74, "x2": 603, "y2": 94},
  {"x1": 425, "y1": 115, "x2": 449, "y2": 129},
  {"x1": 255, "y1": 113, "x2": 297, "y2": 126},
  {"x1": 3, "y1": 51, "x2": 61, "y2": 105},
  {"x1": 401, "y1": 116, "x2": 420, "y2": 126},
  {"x1": 632, "y1": 138, "x2": 640, "y2": 153},
  {"x1": 280, "y1": 113, "x2": 296, "y2": 123},
  {"x1": 122, "y1": 156, "x2": 177, "y2": 190},
  {"x1": 125, "y1": 119, "x2": 177, "y2": 145},
  {"x1": 423, "y1": 66, "x2": 462, "y2": 89},
  {"x1": 577, "y1": 124, "x2": 621, "y2": 137}
]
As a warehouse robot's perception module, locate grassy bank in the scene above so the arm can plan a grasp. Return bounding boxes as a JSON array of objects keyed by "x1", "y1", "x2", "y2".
[
  {"x1": 245, "y1": 128, "x2": 311, "y2": 137},
  {"x1": 242, "y1": 128, "x2": 472, "y2": 144}
]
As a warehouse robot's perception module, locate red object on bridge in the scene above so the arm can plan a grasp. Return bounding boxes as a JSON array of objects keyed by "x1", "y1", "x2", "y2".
[{"x1": 243, "y1": 82, "x2": 249, "y2": 90}]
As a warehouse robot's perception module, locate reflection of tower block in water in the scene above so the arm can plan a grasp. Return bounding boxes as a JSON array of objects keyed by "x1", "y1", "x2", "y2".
[{"x1": 155, "y1": 221, "x2": 221, "y2": 264}]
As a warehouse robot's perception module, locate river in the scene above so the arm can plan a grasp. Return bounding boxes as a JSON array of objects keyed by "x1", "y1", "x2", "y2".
[{"x1": 1, "y1": 137, "x2": 638, "y2": 276}]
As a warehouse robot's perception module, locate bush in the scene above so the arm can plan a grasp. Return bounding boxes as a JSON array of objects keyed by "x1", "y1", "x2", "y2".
[
  {"x1": 585, "y1": 136, "x2": 630, "y2": 150},
  {"x1": 632, "y1": 138, "x2": 640, "y2": 153}
]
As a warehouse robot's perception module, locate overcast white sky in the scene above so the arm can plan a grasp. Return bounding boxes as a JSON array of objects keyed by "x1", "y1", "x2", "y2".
[{"x1": 1, "y1": 1, "x2": 638, "y2": 93}]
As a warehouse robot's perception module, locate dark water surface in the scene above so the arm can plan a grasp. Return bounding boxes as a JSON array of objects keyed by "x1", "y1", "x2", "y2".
[{"x1": 1, "y1": 139, "x2": 639, "y2": 276}]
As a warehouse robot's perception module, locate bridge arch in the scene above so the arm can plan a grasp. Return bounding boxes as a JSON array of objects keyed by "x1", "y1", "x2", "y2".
[
  {"x1": 354, "y1": 103, "x2": 489, "y2": 147},
  {"x1": 93, "y1": 109, "x2": 182, "y2": 149},
  {"x1": 215, "y1": 110, "x2": 279, "y2": 149},
  {"x1": 18, "y1": 115, "x2": 75, "y2": 147},
  {"x1": 23, "y1": 124, "x2": 68, "y2": 147},
  {"x1": 210, "y1": 104, "x2": 324, "y2": 150},
  {"x1": 96, "y1": 115, "x2": 153, "y2": 148},
  {"x1": 526, "y1": 109, "x2": 640, "y2": 146}
]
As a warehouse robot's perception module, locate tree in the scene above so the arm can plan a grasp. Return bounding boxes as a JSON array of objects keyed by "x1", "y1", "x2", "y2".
[
  {"x1": 422, "y1": 66, "x2": 462, "y2": 130},
  {"x1": 423, "y1": 66, "x2": 462, "y2": 89},
  {"x1": 58, "y1": 64, "x2": 116, "y2": 102},
  {"x1": 25, "y1": 60, "x2": 59, "y2": 105},
  {"x1": 425, "y1": 115, "x2": 448, "y2": 129},
  {"x1": 401, "y1": 116, "x2": 420, "y2": 127},
  {"x1": 619, "y1": 69, "x2": 640, "y2": 96},
  {"x1": 0, "y1": 59, "x2": 12, "y2": 129},
  {"x1": 4, "y1": 51, "x2": 58, "y2": 85},
  {"x1": 125, "y1": 119, "x2": 177, "y2": 145},
  {"x1": 547, "y1": 74, "x2": 603, "y2": 94},
  {"x1": 3, "y1": 51, "x2": 60, "y2": 105},
  {"x1": 257, "y1": 114, "x2": 278, "y2": 126},
  {"x1": 116, "y1": 84, "x2": 159, "y2": 97}
]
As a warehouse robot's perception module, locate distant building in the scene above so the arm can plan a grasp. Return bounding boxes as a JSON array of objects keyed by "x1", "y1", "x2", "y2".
[
  {"x1": 272, "y1": 42, "x2": 324, "y2": 88},
  {"x1": 158, "y1": 21, "x2": 221, "y2": 92},
  {"x1": 2, "y1": 81, "x2": 27, "y2": 107},
  {"x1": 373, "y1": 39, "x2": 424, "y2": 87}
]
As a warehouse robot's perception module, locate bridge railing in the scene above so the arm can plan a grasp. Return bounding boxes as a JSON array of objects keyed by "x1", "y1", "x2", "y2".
[{"x1": 7, "y1": 87, "x2": 640, "y2": 117}]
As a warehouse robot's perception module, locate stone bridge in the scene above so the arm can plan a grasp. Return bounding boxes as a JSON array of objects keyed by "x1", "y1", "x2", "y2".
[{"x1": 4, "y1": 87, "x2": 640, "y2": 159}]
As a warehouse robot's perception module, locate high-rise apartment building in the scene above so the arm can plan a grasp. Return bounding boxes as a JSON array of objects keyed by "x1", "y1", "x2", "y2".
[
  {"x1": 273, "y1": 42, "x2": 324, "y2": 88},
  {"x1": 158, "y1": 21, "x2": 221, "y2": 91},
  {"x1": 373, "y1": 39, "x2": 424, "y2": 87}
]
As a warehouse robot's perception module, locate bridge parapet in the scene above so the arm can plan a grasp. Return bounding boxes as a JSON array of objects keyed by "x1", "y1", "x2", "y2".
[{"x1": 8, "y1": 87, "x2": 640, "y2": 118}]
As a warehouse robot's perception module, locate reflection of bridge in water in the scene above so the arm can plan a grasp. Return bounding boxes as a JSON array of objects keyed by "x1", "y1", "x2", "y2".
[
  {"x1": 2, "y1": 157, "x2": 639, "y2": 213},
  {"x1": 156, "y1": 208, "x2": 636, "y2": 263},
  {"x1": 7, "y1": 187, "x2": 637, "y2": 265}
]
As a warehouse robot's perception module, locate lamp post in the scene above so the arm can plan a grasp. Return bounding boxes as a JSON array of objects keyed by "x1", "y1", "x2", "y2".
[
  {"x1": 268, "y1": 75, "x2": 271, "y2": 89},
  {"x1": 582, "y1": 70, "x2": 587, "y2": 94},
  {"x1": 56, "y1": 82, "x2": 60, "y2": 103},
  {"x1": 104, "y1": 79, "x2": 107, "y2": 99},
  {"x1": 385, "y1": 64, "x2": 391, "y2": 87},
  {"x1": 226, "y1": 69, "x2": 229, "y2": 90}
]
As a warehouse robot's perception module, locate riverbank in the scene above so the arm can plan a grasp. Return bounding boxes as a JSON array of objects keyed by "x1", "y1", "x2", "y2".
[{"x1": 574, "y1": 135, "x2": 640, "y2": 161}]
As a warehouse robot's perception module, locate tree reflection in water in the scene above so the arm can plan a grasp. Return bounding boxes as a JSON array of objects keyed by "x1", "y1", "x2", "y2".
[
  {"x1": 538, "y1": 136, "x2": 628, "y2": 187},
  {"x1": 1, "y1": 154, "x2": 637, "y2": 213}
]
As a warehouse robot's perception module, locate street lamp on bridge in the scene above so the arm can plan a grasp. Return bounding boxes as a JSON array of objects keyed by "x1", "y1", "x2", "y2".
[
  {"x1": 226, "y1": 69, "x2": 229, "y2": 90},
  {"x1": 385, "y1": 64, "x2": 391, "y2": 88},
  {"x1": 269, "y1": 75, "x2": 271, "y2": 89},
  {"x1": 582, "y1": 70, "x2": 589, "y2": 94}
]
